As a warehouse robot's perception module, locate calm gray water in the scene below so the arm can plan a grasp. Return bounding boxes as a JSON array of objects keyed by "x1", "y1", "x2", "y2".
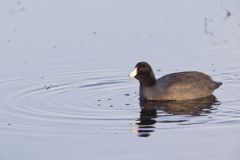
[{"x1": 0, "y1": 0, "x2": 240, "y2": 159}]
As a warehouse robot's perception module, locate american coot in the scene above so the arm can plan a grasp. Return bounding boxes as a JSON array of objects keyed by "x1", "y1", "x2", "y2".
[{"x1": 129, "y1": 62, "x2": 222, "y2": 101}]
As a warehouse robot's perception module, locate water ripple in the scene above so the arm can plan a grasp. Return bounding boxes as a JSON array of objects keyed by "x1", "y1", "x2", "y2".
[{"x1": 0, "y1": 66, "x2": 240, "y2": 137}]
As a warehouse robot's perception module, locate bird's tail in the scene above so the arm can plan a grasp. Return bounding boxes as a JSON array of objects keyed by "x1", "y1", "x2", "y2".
[{"x1": 214, "y1": 81, "x2": 222, "y2": 89}]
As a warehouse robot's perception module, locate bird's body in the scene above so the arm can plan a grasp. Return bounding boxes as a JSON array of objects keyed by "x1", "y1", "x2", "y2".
[
  {"x1": 139, "y1": 71, "x2": 222, "y2": 100},
  {"x1": 129, "y1": 62, "x2": 222, "y2": 101}
]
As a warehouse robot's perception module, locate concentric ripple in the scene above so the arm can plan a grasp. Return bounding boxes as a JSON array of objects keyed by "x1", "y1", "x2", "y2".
[
  {"x1": 0, "y1": 66, "x2": 240, "y2": 137},
  {"x1": 0, "y1": 68, "x2": 138, "y2": 134}
]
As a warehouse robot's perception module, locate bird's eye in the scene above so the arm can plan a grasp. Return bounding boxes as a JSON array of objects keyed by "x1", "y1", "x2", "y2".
[{"x1": 138, "y1": 67, "x2": 143, "y2": 71}]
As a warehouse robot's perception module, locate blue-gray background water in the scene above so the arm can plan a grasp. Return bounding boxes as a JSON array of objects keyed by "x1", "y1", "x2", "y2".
[{"x1": 0, "y1": 0, "x2": 240, "y2": 159}]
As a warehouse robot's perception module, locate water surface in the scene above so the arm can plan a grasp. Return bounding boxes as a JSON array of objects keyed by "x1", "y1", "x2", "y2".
[{"x1": 0, "y1": 0, "x2": 240, "y2": 160}]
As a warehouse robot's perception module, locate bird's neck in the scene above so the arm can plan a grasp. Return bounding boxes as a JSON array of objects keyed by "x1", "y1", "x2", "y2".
[{"x1": 140, "y1": 75, "x2": 156, "y2": 87}]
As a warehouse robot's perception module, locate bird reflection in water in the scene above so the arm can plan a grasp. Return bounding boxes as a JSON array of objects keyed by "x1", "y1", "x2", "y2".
[{"x1": 132, "y1": 95, "x2": 219, "y2": 137}]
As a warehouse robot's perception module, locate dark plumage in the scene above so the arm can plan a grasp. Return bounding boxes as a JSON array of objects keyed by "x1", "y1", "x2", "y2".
[{"x1": 129, "y1": 62, "x2": 222, "y2": 100}]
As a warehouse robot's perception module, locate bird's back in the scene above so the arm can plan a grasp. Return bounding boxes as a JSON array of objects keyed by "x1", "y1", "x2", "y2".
[{"x1": 144, "y1": 71, "x2": 222, "y2": 100}]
